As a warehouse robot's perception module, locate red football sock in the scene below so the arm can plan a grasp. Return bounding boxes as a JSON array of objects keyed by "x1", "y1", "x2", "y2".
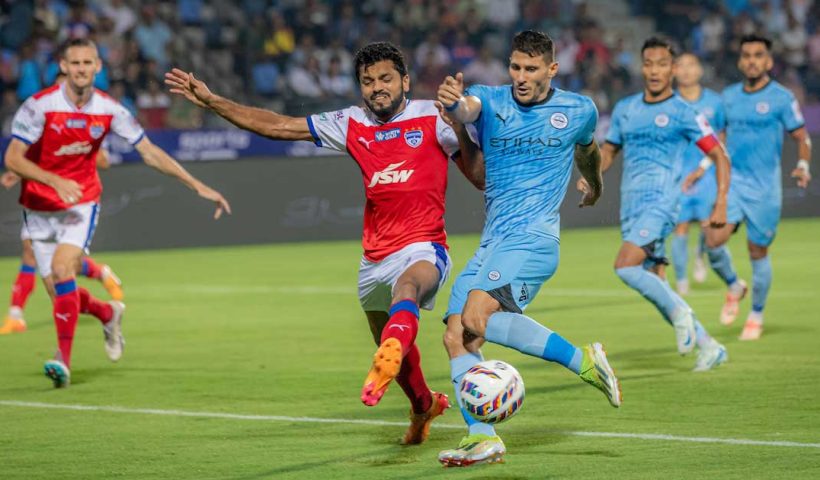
[
  {"x1": 381, "y1": 299, "x2": 419, "y2": 356},
  {"x1": 78, "y1": 287, "x2": 113, "y2": 324},
  {"x1": 11, "y1": 264, "x2": 37, "y2": 309},
  {"x1": 395, "y1": 344, "x2": 433, "y2": 414},
  {"x1": 81, "y1": 257, "x2": 103, "y2": 279},
  {"x1": 53, "y1": 279, "x2": 80, "y2": 368}
]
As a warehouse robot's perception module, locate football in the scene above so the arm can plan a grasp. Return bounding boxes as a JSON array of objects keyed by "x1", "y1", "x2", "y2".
[{"x1": 459, "y1": 360, "x2": 525, "y2": 424}]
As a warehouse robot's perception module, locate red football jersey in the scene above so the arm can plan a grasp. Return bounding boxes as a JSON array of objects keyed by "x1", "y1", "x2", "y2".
[
  {"x1": 10, "y1": 83, "x2": 145, "y2": 211},
  {"x1": 308, "y1": 100, "x2": 460, "y2": 261}
]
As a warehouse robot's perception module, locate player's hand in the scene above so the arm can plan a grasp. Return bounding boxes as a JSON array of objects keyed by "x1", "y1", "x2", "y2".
[
  {"x1": 434, "y1": 101, "x2": 459, "y2": 127},
  {"x1": 791, "y1": 166, "x2": 811, "y2": 189},
  {"x1": 165, "y1": 69, "x2": 215, "y2": 108},
  {"x1": 708, "y1": 202, "x2": 727, "y2": 229},
  {"x1": 682, "y1": 167, "x2": 705, "y2": 193},
  {"x1": 51, "y1": 176, "x2": 83, "y2": 205},
  {"x1": 576, "y1": 177, "x2": 601, "y2": 207},
  {"x1": 1, "y1": 171, "x2": 20, "y2": 189},
  {"x1": 437, "y1": 72, "x2": 465, "y2": 111},
  {"x1": 195, "y1": 183, "x2": 232, "y2": 219}
]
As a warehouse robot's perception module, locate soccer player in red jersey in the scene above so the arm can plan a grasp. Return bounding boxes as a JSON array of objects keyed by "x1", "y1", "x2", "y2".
[
  {"x1": 165, "y1": 42, "x2": 483, "y2": 444},
  {"x1": 1, "y1": 156, "x2": 124, "y2": 335},
  {"x1": 4, "y1": 39, "x2": 230, "y2": 388}
]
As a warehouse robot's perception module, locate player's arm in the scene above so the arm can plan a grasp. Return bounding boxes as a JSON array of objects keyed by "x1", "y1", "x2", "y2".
[
  {"x1": 789, "y1": 127, "x2": 812, "y2": 188},
  {"x1": 437, "y1": 73, "x2": 482, "y2": 124},
  {"x1": 164, "y1": 69, "x2": 313, "y2": 142},
  {"x1": 1, "y1": 170, "x2": 21, "y2": 189},
  {"x1": 682, "y1": 130, "x2": 727, "y2": 192},
  {"x1": 574, "y1": 141, "x2": 603, "y2": 207},
  {"x1": 701, "y1": 142, "x2": 731, "y2": 228},
  {"x1": 3, "y1": 138, "x2": 82, "y2": 203},
  {"x1": 452, "y1": 124, "x2": 485, "y2": 190},
  {"x1": 95, "y1": 149, "x2": 110, "y2": 170},
  {"x1": 133, "y1": 137, "x2": 231, "y2": 219}
]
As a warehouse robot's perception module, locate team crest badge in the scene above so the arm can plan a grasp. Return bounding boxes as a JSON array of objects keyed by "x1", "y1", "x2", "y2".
[
  {"x1": 89, "y1": 121, "x2": 105, "y2": 139},
  {"x1": 404, "y1": 129, "x2": 423, "y2": 148},
  {"x1": 654, "y1": 114, "x2": 670, "y2": 128},
  {"x1": 756, "y1": 102, "x2": 770, "y2": 114},
  {"x1": 488, "y1": 271, "x2": 501, "y2": 281},
  {"x1": 550, "y1": 112, "x2": 569, "y2": 129}
]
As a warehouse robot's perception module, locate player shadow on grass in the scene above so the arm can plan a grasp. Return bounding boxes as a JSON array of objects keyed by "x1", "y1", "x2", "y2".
[{"x1": 524, "y1": 297, "x2": 640, "y2": 316}]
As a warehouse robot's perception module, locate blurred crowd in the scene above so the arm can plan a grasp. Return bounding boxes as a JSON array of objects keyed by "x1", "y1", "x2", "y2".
[{"x1": 0, "y1": 0, "x2": 818, "y2": 134}]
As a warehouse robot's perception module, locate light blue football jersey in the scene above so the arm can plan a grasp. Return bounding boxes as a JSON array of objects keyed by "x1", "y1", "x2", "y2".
[
  {"x1": 465, "y1": 85, "x2": 598, "y2": 245},
  {"x1": 722, "y1": 80, "x2": 805, "y2": 199},
  {"x1": 606, "y1": 93, "x2": 719, "y2": 221}
]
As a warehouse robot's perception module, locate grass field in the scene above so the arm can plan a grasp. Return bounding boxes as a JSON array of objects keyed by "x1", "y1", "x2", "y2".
[{"x1": 1, "y1": 219, "x2": 819, "y2": 479}]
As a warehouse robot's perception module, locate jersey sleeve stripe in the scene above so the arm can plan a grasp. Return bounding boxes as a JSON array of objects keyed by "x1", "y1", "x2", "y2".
[
  {"x1": 129, "y1": 132, "x2": 145, "y2": 146},
  {"x1": 786, "y1": 123, "x2": 806, "y2": 134},
  {"x1": 695, "y1": 134, "x2": 719, "y2": 154},
  {"x1": 305, "y1": 116, "x2": 322, "y2": 147},
  {"x1": 11, "y1": 134, "x2": 33, "y2": 145}
]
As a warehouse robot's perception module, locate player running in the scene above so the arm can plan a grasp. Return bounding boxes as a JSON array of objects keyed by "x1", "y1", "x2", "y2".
[
  {"x1": 4, "y1": 38, "x2": 230, "y2": 388},
  {"x1": 671, "y1": 53, "x2": 747, "y2": 323},
  {"x1": 436, "y1": 30, "x2": 621, "y2": 467},
  {"x1": 165, "y1": 42, "x2": 484, "y2": 445},
  {"x1": 599, "y1": 38, "x2": 730, "y2": 371},
  {"x1": 1, "y1": 156, "x2": 124, "y2": 335},
  {"x1": 686, "y1": 34, "x2": 811, "y2": 340}
]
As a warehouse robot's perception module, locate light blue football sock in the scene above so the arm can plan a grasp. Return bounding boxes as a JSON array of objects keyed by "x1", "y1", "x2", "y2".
[
  {"x1": 450, "y1": 352, "x2": 496, "y2": 436},
  {"x1": 751, "y1": 256, "x2": 772, "y2": 313},
  {"x1": 694, "y1": 319, "x2": 712, "y2": 348},
  {"x1": 671, "y1": 233, "x2": 689, "y2": 283},
  {"x1": 484, "y1": 312, "x2": 583, "y2": 374},
  {"x1": 707, "y1": 245, "x2": 738, "y2": 287},
  {"x1": 697, "y1": 231, "x2": 707, "y2": 258},
  {"x1": 616, "y1": 266, "x2": 690, "y2": 324}
]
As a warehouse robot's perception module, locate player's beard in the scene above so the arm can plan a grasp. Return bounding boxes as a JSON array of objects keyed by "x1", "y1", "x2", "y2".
[{"x1": 365, "y1": 91, "x2": 405, "y2": 120}]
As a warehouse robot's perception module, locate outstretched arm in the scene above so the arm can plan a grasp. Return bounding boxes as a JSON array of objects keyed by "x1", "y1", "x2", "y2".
[
  {"x1": 165, "y1": 69, "x2": 313, "y2": 142},
  {"x1": 134, "y1": 137, "x2": 231, "y2": 219}
]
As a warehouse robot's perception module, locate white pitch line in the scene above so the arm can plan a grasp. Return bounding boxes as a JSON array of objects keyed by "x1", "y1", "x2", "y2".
[{"x1": 2, "y1": 400, "x2": 819, "y2": 450}]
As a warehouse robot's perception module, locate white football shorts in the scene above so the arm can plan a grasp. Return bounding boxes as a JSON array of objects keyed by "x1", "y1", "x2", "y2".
[{"x1": 23, "y1": 202, "x2": 100, "y2": 277}]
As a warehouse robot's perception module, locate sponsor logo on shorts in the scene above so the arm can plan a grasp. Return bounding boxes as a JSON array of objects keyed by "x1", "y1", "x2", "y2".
[
  {"x1": 488, "y1": 270, "x2": 501, "y2": 281},
  {"x1": 654, "y1": 114, "x2": 670, "y2": 128},
  {"x1": 550, "y1": 112, "x2": 569, "y2": 129},
  {"x1": 755, "y1": 102, "x2": 770, "y2": 114},
  {"x1": 368, "y1": 161, "x2": 414, "y2": 187},
  {"x1": 518, "y1": 283, "x2": 529, "y2": 303},
  {"x1": 404, "y1": 129, "x2": 423, "y2": 148},
  {"x1": 375, "y1": 128, "x2": 401, "y2": 142},
  {"x1": 55, "y1": 141, "x2": 93, "y2": 156},
  {"x1": 66, "y1": 119, "x2": 87, "y2": 129}
]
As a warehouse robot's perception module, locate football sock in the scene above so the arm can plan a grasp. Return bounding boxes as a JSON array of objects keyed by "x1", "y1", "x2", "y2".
[
  {"x1": 707, "y1": 245, "x2": 739, "y2": 287},
  {"x1": 53, "y1": 279, "x2": 79, "y2": 368},
  {"x1": 616, "y1": 266, "x2": 689, "y2": 325},
  {"x1": 381, "y1": 299, "x2": 419, "y2": 356},
  {"x1": 484, "y1": 312, "x2": 582, "y2": 374},
  {"x1": 694, "y1": 319, "x2": 712, "y2": 348},
  {"x1": 697, "y1": 231, "x2": 707, "y2": 258},
  {"x1": 78, "y1": 287, "x2": 113, "y2": 323},
  {"x1": 671, "y1": 233, "x2": 688, "y2": 282},
  {"x1": 10, "y1": 264, "x2": 36, "y2": 310},
  {"x1": 394, "y1": 344, "x2": 432, "y2": 414},
  {"x1": 80, "y1": 257, "x2": 103, "y2": 279},
  {"x1": 751, "y1": 256, "x2": 772, "y2": 319},
  {"x1": 450, "y1": 352, "x2": 495, "y2": 436}
]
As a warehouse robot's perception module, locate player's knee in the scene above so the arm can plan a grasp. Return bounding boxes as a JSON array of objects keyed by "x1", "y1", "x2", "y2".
[
  {"x1": 51, "y1": 262, "x2": 74, "y2": 282},
  {"x1": 442, "y1": 323, "x2": 462, "y2": 352},
  {"x1": 748, "y1": 243, "x2": 767, "y2": 260},
  {"x1": 460, "y1": 310, "x2": 486, "y2": 337}
]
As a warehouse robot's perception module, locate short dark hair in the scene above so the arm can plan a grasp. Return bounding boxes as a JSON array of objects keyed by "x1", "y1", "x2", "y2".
[
  {"x1": 641, "y1": 36, "x2": 676, "y2": 57},
  {"x1": 60, "y1": 38, "x2": 98, "y2": 58},
  {"x1": 353, "y1": 42, "x2": 407, "y2": 82},
  {"x1": 512, "y1": 30, "x2": 555, "y2": 61},
  {"x1": 739, "y1": 33, "x2": 772, "y2": 51}
]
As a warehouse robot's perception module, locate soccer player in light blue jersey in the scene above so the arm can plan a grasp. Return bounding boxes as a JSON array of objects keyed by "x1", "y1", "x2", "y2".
[
  {"x1": 685, "y1": 34, "x2": 811, "y2": 341},
  {"x1": 599, "y1": 37, "x2": 731, "y2": 371},
  {"x1": 435, "y1": 30, "x2": 622, "y2": 467},
  {"x1": 671, "y1": 53, "x2": 747, "y2": 325}
]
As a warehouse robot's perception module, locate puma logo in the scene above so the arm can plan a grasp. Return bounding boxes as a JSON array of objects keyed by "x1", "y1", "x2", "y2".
[
  {"x1": 358, "y1": 137, "x2": 375, "y2": 150},
  {"x1": 55, "y1": 312, "x2": 71, "y2": 322},
  {"x1": 50, "y1": 123, "x2": 64, "y2": 134},
  {"x1": 388, "y1": 324, "x2": 410, "y2": 332},
  {"x1": 495, "y1": 113, "x2": 509, "y2": 126}
]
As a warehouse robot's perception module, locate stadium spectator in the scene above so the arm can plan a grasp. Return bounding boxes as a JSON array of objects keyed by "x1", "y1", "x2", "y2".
[
  {"x1": 414, "y1": 32, "x2": 451, "y2": 69},
  {"x1": 16, "y1": 44, "x2": 41, "y2": 101},
  {"x1": 287, "y1": 55, "x2": 325, "y2": 99},
  {"x1": 134, "y1": 4, "x2": 172, "y2": 70},
  {"x1": 462, "y1": 44, "x2": 507, "y2": 87},
  {"x1": 101, "y1": 0, "x2": 138, "y2": 36},
  {"x1": 136, "y1": 78, "x2": 171, "y2": 129},
  {"x1": 319, "y1": 56, "x2": 355, "y2": 98}
]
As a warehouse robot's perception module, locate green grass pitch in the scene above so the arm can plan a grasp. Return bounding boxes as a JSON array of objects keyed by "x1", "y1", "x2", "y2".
[{"x1": 1, "y1": 219, "x2": 819, "y2": 479}]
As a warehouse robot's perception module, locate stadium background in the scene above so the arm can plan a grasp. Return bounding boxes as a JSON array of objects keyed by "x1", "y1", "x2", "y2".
[{"x1": 0, "y1": 0, "x2": 818, "y2": 254}]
